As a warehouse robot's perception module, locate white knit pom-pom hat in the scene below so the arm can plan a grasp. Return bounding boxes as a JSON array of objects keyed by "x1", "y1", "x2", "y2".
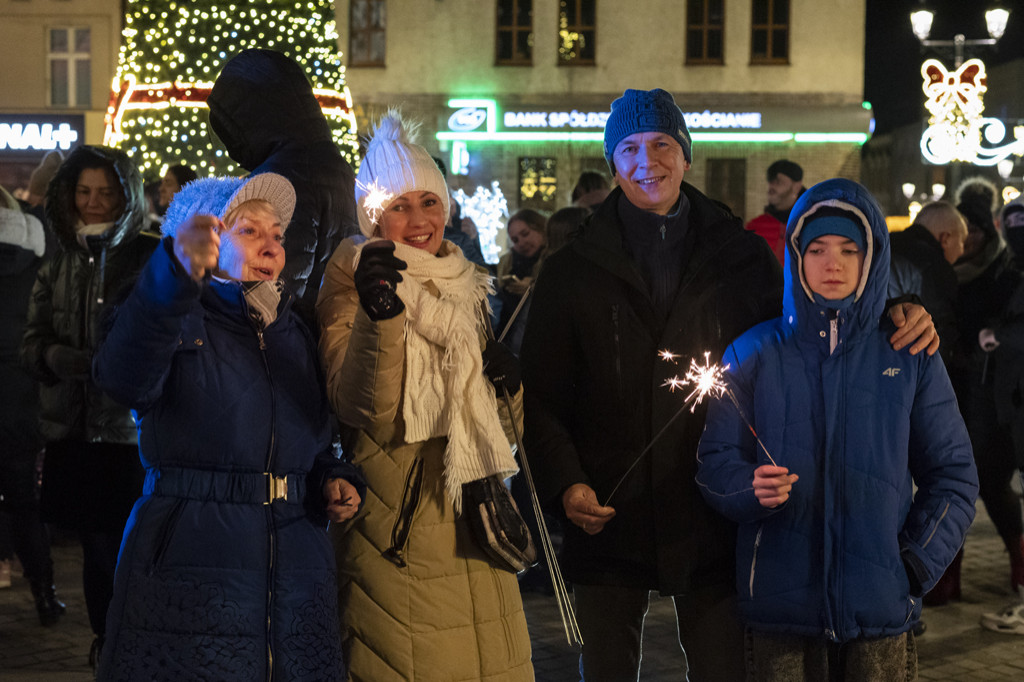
[{"x1": 354, "y1": 109, "x2": 450, "y2": 238}]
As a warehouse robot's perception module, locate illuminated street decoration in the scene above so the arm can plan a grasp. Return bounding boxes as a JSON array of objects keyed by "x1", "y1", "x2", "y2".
[
  {"x1": 920, "y1": 58, "x2": 1024, "y2": 166},
  {"x1": 0, "y1": 121, "x2": 79, "y2": 151},
  {"x1": 452, "y1": 182, "x2": 507, "y2": 265},
  {"x1": 105, "y1": 0, "x2": 358, "y2": 177},
  {"x1": 519, "y1": 157, "x2": 557, "y2": 206}
]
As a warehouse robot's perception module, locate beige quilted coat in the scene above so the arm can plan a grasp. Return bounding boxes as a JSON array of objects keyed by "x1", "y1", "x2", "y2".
[{"x1": 317, "y1": 237, "x2": 534, "y2": 682}]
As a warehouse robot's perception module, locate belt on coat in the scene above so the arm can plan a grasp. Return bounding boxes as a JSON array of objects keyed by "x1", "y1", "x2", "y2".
[{"x1": 144, "y1": 467, "x2": 304, "y2": 505}]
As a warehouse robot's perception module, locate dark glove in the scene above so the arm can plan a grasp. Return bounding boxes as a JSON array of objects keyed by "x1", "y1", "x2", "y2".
[
  {"x1": 354, "y1": 241, "x2": 407, "y2": 321},
  {"x1": 482, "y1": 339, "x2": 521, "y2": 394},
  {"x1": 45, "y1": 344, "x2": 92, "y2": 380}
]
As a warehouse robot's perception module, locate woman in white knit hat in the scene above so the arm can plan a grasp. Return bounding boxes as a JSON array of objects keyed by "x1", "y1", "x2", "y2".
[{"x1": 317, "y1": 111, "x2": 533, "y2": 681}]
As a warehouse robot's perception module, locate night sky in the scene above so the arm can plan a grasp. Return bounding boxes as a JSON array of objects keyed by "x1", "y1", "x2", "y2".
[{"x1": 864, "y1": 0, "x2": 1024, "y2": 135}]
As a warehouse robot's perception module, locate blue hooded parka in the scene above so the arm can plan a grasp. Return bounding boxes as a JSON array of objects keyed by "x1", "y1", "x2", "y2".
[{"x1": 696, "y1": 178, "x2": 978, "y2": 641}]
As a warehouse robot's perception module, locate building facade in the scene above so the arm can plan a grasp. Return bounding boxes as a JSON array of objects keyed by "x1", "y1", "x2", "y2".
[
  {"x1": 340, "y1": 0, "x2": 870, "y2": 222},
  {"x1": 0, "y1": 0, "x2": 871, "y2": 225},
  {"x1": 0, "y1": 0, "x2": 122, "y2": 191}
]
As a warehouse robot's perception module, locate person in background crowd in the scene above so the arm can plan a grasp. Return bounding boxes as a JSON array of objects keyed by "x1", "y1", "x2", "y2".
[
  {"x1": 697, "y1": 178, "x2": 977, "y2": 680},
  {"x1": 317, "y1": 110, "x2": 533, "y2": 681},
  {"x1": 208, "y1": 48, "x2": 358, "y2": 315},
  {"x1": 954, "y1": 194, "x2": 1024, "y2": 636},
  {"x1": 497, "y1": 208, "x2": 547, "y2": 352},
  {"x1": 0, "y1": 186, "x2": 63, "y2": 624},
  {"x1": 889, "y1": 200, "x2": 967, "y2": 367},
  {"x1": 93, "y1": 173, "x2": 365, "y2": 681},
  {"x1": 572, "y1": 170, "x2": 611, "y2": 210},
  {"x1": 888, "y1": 200, "x2": 969, "y2": 619},
  {"x1": 157, "y1": 163, "x2": 198, "y2": 214},
  {"x1": 521, "y1": 88, "x2": 939, "y2": 681},
  {"x1": 745, "y1": 159, "x2": 806, "y2": 265},
  {"x1": 21, "y1": 145, "x2": 157, "y2": 669},
  {"x1": 22, "y1": 150, "x2": 63, "y2": 254},
  {"x1": 546, "y1": 205, "x2": 591, "y2": 254}
]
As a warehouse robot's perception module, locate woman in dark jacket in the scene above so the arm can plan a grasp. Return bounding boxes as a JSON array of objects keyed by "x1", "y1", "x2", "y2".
[
  {"x1": 93, "y1": 173, "x2": 365, "y2": 681},
  {"x1": 21, "y1": 145, "x2": 157, "y2": 661}
]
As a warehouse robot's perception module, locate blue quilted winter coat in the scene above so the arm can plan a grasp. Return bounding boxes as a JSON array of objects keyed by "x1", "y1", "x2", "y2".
[
  {"x1": 93, "y1": 239, "x2": 365, "y2": 681},
  {"x1": 696, "y1": 179, "x2": 978, "y2": 642}
]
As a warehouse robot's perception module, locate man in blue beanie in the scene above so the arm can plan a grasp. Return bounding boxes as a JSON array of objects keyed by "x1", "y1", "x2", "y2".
[{"x1": 521, "y1": 88, "x2": 942, "y2": 681}]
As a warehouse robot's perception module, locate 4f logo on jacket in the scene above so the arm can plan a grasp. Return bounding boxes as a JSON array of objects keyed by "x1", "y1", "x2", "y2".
[{"x1": 882, "y1": 367, "x2": 901, "y2": 377}]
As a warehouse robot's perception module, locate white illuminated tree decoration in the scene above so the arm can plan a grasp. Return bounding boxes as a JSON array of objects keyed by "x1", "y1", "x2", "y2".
[
  {"x1": 920, "y1": 58, "x2": 1024, "y2": 166},
  {"x1": 452, "y1": 181, "x2": 508, "y2": 265}
]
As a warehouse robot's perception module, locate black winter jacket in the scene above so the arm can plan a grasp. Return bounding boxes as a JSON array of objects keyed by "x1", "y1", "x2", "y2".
[
  {"x1": 208, "y1": 49, "x2": 358, "y2": 311},
  {"x1": 888, "y1": 223, "x2": 960, "y2": 365},
  {"x1": 521, "y1": 182, "x2": 782, "y2": 594},
  {"x1": 21, "y1": 146, "x2": 158, "y2": 444}
]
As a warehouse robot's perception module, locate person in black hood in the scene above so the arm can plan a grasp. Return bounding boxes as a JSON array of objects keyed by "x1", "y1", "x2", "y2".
[
  {"x1": 21, "y1": 145, "x2": 156, "y2": 669},
  {"x1": 207, "y1": 49, "x2": 358, "y2": 317}
]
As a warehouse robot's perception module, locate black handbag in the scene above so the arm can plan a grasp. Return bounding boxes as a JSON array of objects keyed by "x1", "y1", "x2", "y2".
[{"x1": 462, "y1": 474, "x2": 537, "y2": 573}]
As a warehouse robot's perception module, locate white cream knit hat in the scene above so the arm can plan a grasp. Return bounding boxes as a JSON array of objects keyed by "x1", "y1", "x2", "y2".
[{"x1": 354, "y1": 109, "x2": 450, "y2": 238}]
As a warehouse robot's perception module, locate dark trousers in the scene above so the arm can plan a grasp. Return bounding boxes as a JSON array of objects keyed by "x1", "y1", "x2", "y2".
[
  {"x1": 81, "y1": 530, "x2": 122, "y2": 637},
  {"x1": 0, "y1": 447, "x2": 54, "y2": 586},
  {"x1": 574, "y1": 582, "x2": 745, "y2": 681}
]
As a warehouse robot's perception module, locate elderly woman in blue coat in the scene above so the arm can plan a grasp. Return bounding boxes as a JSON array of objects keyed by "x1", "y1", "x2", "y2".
[{"x1": 93, "y1": 173, "x2": 365, "y2": 682}]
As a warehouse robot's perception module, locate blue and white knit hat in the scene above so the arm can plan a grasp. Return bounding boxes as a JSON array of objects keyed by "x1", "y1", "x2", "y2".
[{"x1": 161, "y1": 172, "x2": 295, "y2": 238}]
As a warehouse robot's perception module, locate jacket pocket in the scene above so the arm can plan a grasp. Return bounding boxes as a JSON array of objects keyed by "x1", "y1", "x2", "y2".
[
  {"x1": 148, "y1": 498, "x2": 186, "y2": 573},
  {"x1": 381, "y1": 457, "x2": 425, "y2": 568}
]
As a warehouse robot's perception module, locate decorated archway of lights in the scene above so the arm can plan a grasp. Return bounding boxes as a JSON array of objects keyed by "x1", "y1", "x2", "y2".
[
  {"x1": 920, "y1": 58, "x2": 1024, "y2": 166},
  {"x1": 103, "y1": 73, "x2": 356, "y2": 151}
]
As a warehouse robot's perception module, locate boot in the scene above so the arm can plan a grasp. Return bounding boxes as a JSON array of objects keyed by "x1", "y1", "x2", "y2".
[
  {"x1": 30, "y1": 579, "x2": 66, "y2": 627},
  {"x1": 924, "y1": 547, "x2": 963, "y2": 606},
  {"x1": 1011, "y1": 534, "x2": 1024, "y2": 594}
]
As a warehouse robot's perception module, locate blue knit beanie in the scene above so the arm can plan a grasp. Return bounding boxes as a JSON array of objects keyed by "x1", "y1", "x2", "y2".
[
  {"x1": 603, "y1": 89, "x2": 692, "y2": 174},
  {"x1": 799, "y1": 214, "x2": 866, "y2": 254}
]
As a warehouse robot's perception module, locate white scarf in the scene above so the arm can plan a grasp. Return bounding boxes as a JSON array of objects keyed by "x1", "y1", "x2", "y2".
[
  {"x1": 74, "y1": 220, "x2": 115, "y2": 248},
  {"x1": 353, "y1": 239, "x2": 518, "y2": 512}
]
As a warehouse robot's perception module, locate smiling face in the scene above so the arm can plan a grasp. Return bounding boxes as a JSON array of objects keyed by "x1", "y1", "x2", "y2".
[
  {"x1": 74, "y1": 166, "x2": 125, "y2": 225},
  {"x1": 508, "y1": 218, "x2": 546, "y2": 258},
  {"x1": 216, "y1": 200, "x2": 285, "y2": 281},
  {"x1": 802, "y1": 235, "x2": 865, "y2": 301},
  {"x1": 379, "y1": 191, "x2": 447, "y2": 255},
  {"x1": 612, "y1": 132, "x2": 690, "y2": 215}
]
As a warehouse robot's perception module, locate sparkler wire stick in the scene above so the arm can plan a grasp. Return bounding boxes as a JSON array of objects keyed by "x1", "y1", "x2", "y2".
[
  {"x1": 719, "y1": 387, "x2": 778, "y2": 467},
  {"x1": 496, "y1": 282, "x2": 535, "y2": 344},
  {"x1": 482, "y1": 304, "x2": 583, "y2": 646}
]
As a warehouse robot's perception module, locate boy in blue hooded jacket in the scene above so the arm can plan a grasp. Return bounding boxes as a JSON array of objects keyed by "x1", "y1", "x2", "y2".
[{"x1": 696, "y1": 179, "x2": 979, "y2": 679}]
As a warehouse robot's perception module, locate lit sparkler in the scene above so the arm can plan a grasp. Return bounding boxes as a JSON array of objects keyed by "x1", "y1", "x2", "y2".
[
  {"x1": 604, "y1": 349, "x2": 776, "y2": 506},
  {"x1": 357, "y1": 179, "x2": 394, "y2": 225}
]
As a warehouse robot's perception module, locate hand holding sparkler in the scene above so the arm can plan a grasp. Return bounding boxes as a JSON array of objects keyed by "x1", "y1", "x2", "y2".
[
  {"x1": 563, "y1": 483, "x2": 616, "y2": 535},
  {"x1": 752, "y1": 465, "x2": 798, "y2": 509},
  {"x1": 354, "y1": 241, "x2": 407, "y2": 321}
]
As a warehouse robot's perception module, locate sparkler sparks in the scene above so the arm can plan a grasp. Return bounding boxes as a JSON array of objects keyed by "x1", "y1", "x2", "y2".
[{"x1": 357, "y1": 179, "x2": 394, "y2": 225}]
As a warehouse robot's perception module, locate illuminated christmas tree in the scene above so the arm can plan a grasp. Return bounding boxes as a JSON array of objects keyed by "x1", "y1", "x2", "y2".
[{"x1": 104, "y1": 0, "x2": 358, "y2": 178}]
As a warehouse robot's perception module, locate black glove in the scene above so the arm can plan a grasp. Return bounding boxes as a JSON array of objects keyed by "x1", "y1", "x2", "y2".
[
  {"x1": 482, "y1": 339, "x2": 521, "y2": 394},
  {"x1": 45, "y1": 344, "x2": 92, "y2": 380},
  {"x1": 354, "y1": 241, "x2": 407, "y2": 321}
]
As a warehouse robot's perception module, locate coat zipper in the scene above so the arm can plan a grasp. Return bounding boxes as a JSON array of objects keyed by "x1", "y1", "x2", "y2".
[
  {"x1": 611, "y1": 304, "x2": 622, "y2": 392},
  {"x1": 251, "y1": 313, "x2": 277, "y2": 681},
  {"x1": 748, "y1": 524, "x2": 763, "y2": 597}
]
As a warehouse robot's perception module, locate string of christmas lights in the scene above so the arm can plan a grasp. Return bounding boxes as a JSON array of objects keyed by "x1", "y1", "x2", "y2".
[{"x1": 106, "y1": 0, "x2": 358, "y2": 178}]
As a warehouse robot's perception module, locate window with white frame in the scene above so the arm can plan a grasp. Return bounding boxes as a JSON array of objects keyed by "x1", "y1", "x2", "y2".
[{"x1": 49, "y1": 27, "x2": 92, "y2": 108}]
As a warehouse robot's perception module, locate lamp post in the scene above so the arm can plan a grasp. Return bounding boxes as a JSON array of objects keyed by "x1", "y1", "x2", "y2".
[{"x1": 910, "y1": 1, "x2": 1011, "y2": 68}]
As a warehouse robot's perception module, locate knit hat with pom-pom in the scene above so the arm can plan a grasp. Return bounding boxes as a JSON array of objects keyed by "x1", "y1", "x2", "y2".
[{"x1": 354, "y1": 109, "x2": 450, "y2": 238}]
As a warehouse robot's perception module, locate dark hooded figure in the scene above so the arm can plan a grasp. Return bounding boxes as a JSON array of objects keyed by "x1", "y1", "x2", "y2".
[
  {"x1": 207, "y1": 48, "x2": 358, "y2": 314},
  {"x1": 21, "y1": 145, "x2": 157, "y2": 668}
]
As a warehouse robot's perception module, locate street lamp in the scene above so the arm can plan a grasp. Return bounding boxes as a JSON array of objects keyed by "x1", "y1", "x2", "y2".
[{"x1": 910, "y1": 1, "x2": 1012, "y2": 67}]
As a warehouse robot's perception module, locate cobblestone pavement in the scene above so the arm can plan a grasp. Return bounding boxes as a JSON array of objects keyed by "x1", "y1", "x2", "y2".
[{"x1": 3, "y1": 504, "x2": 1023, "y2": 681}]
